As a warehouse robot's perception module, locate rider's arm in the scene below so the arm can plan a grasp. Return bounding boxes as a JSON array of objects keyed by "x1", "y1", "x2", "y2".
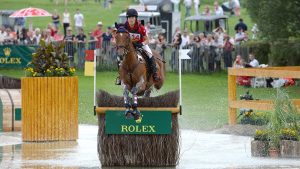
[{"x1": 143, "y1": 35, "x2": 149, "y2": 45}]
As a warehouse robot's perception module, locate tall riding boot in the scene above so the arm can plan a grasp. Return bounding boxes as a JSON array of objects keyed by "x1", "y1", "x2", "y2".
[
  {"x1": 115, "y1": 61, "x2": 121, "y2": 85},
  {"x1": 149, "y1": 57, "x2": 160, "y2": 82}
]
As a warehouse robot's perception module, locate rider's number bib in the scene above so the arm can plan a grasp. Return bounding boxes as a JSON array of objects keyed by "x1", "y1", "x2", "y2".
[{"x1": 129, "y1": 33, "x2": 141, "y2": 42}]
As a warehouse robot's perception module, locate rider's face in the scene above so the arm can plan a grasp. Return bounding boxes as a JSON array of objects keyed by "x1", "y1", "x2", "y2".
[{"x1": 128, "y1": 17, "x2": 136, "y2": 26}]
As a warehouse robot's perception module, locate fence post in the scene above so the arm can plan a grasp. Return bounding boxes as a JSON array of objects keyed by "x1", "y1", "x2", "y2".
[{"x1": 228, "y1": 74, "x2": 237, "y2": 125}]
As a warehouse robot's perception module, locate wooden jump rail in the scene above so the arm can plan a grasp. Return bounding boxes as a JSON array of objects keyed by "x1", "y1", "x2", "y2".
[
  {"x1": 228, "y1": 66, "x2": 300, "y2": 125},
  {"x1": 96, "y1": 107, "x2": 180, "y2": 114}
]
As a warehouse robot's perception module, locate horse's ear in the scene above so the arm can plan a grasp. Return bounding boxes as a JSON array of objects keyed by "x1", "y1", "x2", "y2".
[{"x1": 115, "y1": 22, "x2": 119, "y2": 29}]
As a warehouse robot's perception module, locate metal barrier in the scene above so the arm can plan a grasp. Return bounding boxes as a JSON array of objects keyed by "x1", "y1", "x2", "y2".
[{"x1": 2, "y1": 40, "x2": 238, "y2": 72}]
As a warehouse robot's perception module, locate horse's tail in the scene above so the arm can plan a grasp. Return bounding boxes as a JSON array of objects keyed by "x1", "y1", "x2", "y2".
[{"x1": 153, "y1": 53, "x2": 165, "y2": 90}]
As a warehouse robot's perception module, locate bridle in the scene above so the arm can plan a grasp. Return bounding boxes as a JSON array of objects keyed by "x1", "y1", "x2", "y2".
[{"x1": 115, "y1": 28, "x2": 130, "y2": 58}]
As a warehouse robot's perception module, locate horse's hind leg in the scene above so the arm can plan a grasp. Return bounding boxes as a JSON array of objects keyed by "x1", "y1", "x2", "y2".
[
  {"x1": 123, "y1": 86, "x2": 132, "y2": 119},
  {"x1": 131, "y1": 87, "x2": 141, "y2": 120}
]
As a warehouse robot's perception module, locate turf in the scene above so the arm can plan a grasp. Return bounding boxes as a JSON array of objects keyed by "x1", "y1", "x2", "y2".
[{"x1": 1, "y1": 69, "x2": 299, "y2": 130}]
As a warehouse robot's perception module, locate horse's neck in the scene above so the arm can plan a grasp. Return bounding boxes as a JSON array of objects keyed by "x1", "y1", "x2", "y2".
[{"x1": 123, "y1": 44, "x2": 139, "y2": 70}]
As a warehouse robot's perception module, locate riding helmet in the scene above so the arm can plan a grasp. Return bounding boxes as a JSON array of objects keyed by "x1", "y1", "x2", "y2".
[{"x1": 126, "y1": 8, "x2": 138, "y2": 18}]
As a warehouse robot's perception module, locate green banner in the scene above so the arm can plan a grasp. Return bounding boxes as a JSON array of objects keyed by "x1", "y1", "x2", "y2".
[
  {"x1": 0, "y1": 45, "x2": 37, "y2": 68},
  {"x1": 105, "y1": 110, "x2": 172, "y2": 134}
]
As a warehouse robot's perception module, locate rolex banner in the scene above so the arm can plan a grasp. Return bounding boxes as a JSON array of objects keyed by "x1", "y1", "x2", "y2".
[
  {"x1": 105, "y1": 111, "x2": 172, "y2": 134},
  {"x1": 0, "y1": 45, "x2": 36, "y2": 68}
]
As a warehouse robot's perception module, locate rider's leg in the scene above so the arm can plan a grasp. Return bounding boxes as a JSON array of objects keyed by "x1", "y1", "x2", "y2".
[{"x1": 142, "y1": 44, "x2": 160, "y2": 82}]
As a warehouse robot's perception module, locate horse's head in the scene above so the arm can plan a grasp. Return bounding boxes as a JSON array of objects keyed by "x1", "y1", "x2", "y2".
[{"x1": 115, "y1": 24, "x2": 131, "y2": 59}]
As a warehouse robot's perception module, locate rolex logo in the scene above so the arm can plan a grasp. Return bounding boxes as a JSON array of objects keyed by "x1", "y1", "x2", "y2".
[{"x1": 3, "y1": 48, "x2": 11, "y2": 57}]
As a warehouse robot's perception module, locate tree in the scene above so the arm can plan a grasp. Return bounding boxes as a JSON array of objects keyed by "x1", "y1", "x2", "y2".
[{"x1": 245, "y1": 0, "x2": 300, "y2": 40}]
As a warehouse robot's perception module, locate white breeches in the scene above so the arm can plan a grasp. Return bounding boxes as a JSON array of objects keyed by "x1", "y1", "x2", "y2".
[{"x1": 142, "y1": 44, "x2": 153, "y2": 58}]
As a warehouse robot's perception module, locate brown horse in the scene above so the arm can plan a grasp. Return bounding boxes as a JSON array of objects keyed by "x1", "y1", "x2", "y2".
[{"x1": 115, "y1": 26, "x2": 165, "y2": 119}]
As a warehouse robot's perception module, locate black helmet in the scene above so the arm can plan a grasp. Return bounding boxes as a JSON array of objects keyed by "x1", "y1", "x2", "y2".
[{"x1": 126, "y1": 9, "x2": 138, "y2": 18}]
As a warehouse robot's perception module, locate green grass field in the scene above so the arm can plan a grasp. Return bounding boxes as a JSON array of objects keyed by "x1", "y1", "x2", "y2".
[{"x1": 1, "y1": 69, "x2": 300, "y2": 130}]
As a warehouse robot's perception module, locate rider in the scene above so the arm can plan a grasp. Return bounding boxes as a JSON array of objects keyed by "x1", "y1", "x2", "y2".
[{"x1": 115, "y1": 8, "x2": 160, "y2": 85}]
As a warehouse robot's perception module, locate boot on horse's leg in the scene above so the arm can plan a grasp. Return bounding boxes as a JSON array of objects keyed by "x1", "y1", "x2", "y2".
[
  {"x1": 115, "y1": 60, "x2": 121, "y2": 85},
  {"x1": 131, "y1": 87, "x2": 141, "y2": 120},
  {"x1": 149, "y1": 56, "x2": 160, "y2": 82}
]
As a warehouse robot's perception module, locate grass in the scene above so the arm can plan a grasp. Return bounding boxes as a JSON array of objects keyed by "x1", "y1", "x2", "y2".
[{"x1": 1, "y1": 69, "x2": 300, "y2": 131}]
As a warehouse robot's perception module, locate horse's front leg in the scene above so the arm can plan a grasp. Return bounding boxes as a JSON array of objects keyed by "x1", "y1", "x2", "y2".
[
  {"x1": 131, "y1": 86, "x2": 141, "y2": 120},
  {"x1": 131, "y1": 77, "x2": 144, "y2": 120},
  {"x1": 123, "y1": 85, "x2": 132, "y2": 118}
]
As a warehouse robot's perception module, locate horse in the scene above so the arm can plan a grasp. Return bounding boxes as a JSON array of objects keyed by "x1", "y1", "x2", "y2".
[{"x1": 114, "y1": 26, "x2": 165, "y2": 119}]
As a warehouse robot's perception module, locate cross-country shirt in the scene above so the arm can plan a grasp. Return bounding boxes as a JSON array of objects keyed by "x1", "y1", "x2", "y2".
[{"x1": 124, "y1": 21, "x2": 146, "y2": 44}]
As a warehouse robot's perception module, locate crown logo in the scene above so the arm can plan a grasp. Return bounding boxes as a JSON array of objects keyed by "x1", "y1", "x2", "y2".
[{"x1": 3, "y1": 48, "x2": 11, "y2": 57}]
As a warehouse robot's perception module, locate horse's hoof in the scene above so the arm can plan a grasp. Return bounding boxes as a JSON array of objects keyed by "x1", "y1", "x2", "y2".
[
  {"x1": 132, "y1": 109, "x2": 141, "y2": 120},
  {"x1": 125, "y1": 110, "x2": 133, "y2": 119}
]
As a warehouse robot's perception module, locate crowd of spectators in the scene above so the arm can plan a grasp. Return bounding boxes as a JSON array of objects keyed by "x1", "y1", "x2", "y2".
[{"x1": 0, "y1": 0, "x2": 260, "y2": 72}]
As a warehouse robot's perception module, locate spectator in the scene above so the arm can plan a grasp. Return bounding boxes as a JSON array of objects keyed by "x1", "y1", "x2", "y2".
[
  {"x1": 47, "y1": 23, "x2": 57, "y2": 37},
  {"x1": 172, "y1": 26, "x2": 181, "y2": 40},
  {"x1": 233, "y1": 55, "x2": 243, "y2": 68},
  {"x1": 251, "y1": 24, "x2": 259, "y2": 39},
  {"x1": 74, "y1": 9, "x2": 84, "y2": 34},
  {"x1": 234, "y1": 28, "x2": 246, "y2": 45},
  {"x1": 223, "y1": 35, "x2": 233, "y2": 68},
  {"x1": 194, "y1": 0, "x2": 200, "y2": 15},
  {"x1": 92, "y1": 21, "x2": 103, "y2": 60},
  {"x1": 214, "y1": 1, "x2": 225, "y2": 29},
  {"x1": 148, "y1": 32, "x2": 156, "y2": 49},
  {"x1": 171, "y1": 33, "x2": 182, "y2": 70},
  {"x1": 145, "y1": 22, "x2": 151, "y2": 34},
  {"x1": 18, "y1": 28, "x2": 28, "y2": 44},
  {"x1": 44, "y1": 29, "x2": 55, "y2": 44},
  {"x1": 64, "y1": 27, "x2": 75, "y2": 66},
  {"x1": 232, "y1": 0, "x2": 241, "y2": 17},
  {"x1": 25, "y1": 31, "x2": 37, "y2": 45},
  {"x1": 203, "y1": 5, "x2": 211, "y2": 32},
  {"x1": 101, "y1": 26, "x2": 112, "y2": 54},
  {"x1": 63, "y1": 9, "x2": 71, "y2": 36},
  {"x1": 76, "y1": 28, "x2": 87, "y2": 69},
  {"x1": 34, "y1": 28, "x2": 41, "y2": 44},
  {"x1": 14, "y1": 17, "x2": 25, "y2": 34},
  {"x1": 155, "y1": 33, "x2": 166, "y2": 59},
  {"x1": 206, "y1": 34, "x2": 216, "y2": 72},
  {"x1": 0, "y1": 26, "x2": 7, "y2": 44},
  {"x1": 234, "y1": 18, "x2": 247, "y2": 32},
  {"x1": 247, "y1": 53, "x2": 259, "y2": 68},
  {"x1": 52, "y1": 9, "x2": 60, "y2": 30},
  {"x1": 184, "y1": 0, "x2": 192, "y2": 17},
  {"x1": 88, "y1": 32, "x2": 96, "y2": 50},
  {"x1": 5, "y1": 29, "x2": 16, "y2": 44},
  {"x1": 54, "y1": 29, "x2": 64, "y2": 41},
  {"x1": 181, "y1": 29, "x2": 190, "y2": 49}
]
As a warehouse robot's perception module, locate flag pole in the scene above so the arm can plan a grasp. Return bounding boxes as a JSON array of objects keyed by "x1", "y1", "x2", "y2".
[
  {"x1": 93, "y1": 50, "x2": 97, "y2": 116},
  {"x1": 179, "y1": 50, "x2": 182, "y2": 115},
  {"x1": 178, "y1": 49, "x2": 190, "y2": 115}
]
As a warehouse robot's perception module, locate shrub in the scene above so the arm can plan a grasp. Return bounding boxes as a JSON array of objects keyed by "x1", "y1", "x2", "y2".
[
  {"x1": 269, "y1": 39, "x2": 300, "y2": 66},
  {"x1": 25, "y1": 40, "x2": 75, "y2": 77},
  {"x1": 241, "y1": 40, "x2": 270, "y2": 64}
]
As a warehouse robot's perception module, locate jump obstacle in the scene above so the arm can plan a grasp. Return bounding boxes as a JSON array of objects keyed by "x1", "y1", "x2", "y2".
[
  {"x1": 96, "y1": 90, "x2": 180, "y2": 167},
  {"x1": 228, "y1": 66, "x2": 300, "y2": 125},
  {"x1": 0, "y1": 76, "x2": 21, "y2": 132}
]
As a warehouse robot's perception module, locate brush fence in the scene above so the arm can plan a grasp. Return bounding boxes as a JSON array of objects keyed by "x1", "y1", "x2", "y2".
[
  {"x1": 96, "y1": 90, "x2": 180, "y2": 167},
  {"x1": 21, "y1": 77, "x2": 78, "y2": 141}
]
